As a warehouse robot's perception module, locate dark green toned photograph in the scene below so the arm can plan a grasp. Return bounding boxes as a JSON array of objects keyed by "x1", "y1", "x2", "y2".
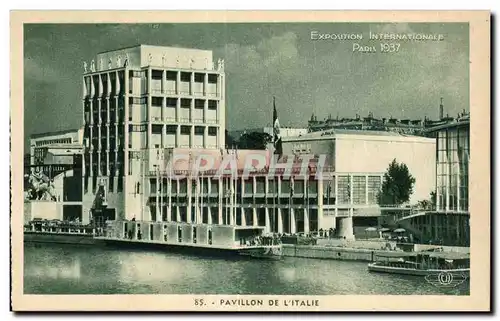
[{"x1": 11, "y1": 10, "x2": 491, "y2": 312}]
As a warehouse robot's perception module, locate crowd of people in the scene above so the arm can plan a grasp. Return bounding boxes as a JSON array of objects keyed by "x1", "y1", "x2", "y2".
[{"x1": 239, "y1": 234, "x2": 282, "y2": 247}]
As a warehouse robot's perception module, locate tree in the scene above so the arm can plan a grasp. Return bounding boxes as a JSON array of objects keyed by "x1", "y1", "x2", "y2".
[
  {"x1": 378, "y1": 159, "x2": 416, "y2": 206},
  {"x1": 416, "y1": 191, "x2": 436, "y2": 211},
  {"x1": 237, "y1": 131, "x2": 273, "y2": 150}
]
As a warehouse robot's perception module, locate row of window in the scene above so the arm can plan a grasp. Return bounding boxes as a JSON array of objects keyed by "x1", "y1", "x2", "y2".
[{"x1": 34, "y1": 137, "x2": 72, "y2": 147}]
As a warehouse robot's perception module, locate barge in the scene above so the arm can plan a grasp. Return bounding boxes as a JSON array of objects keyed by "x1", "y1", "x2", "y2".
[{"x1": 368, "y1": 251, "x2": 470, "y2": 278}]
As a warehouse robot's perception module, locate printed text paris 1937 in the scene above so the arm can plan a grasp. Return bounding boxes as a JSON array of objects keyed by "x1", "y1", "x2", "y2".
[{"x1": 310, "y1": 30, "x2": 445, "y2": 53}]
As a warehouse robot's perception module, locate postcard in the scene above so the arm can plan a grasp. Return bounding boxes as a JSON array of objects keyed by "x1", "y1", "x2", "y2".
[{"x1": 10, "y1": 10, "x2": 490, "y2": 312}]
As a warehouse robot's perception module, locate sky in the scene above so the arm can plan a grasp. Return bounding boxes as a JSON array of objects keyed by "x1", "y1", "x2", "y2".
[{"x1": 24, "y1": 23, "x2": 469, "y2": 151}]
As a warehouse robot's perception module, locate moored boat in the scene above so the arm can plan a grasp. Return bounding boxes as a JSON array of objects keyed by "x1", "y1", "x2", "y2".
[{"x1": 368, "y1": 251, "x2": 470, "y2": 278}]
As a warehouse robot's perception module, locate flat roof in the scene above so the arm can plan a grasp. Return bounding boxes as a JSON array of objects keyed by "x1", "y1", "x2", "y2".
[
  {"x1": 97, "y1": 44, "x2": 213, "y2": 55},
  {"x1": 426, "y1": 119, "x2": 470, "y2": 132},
  {"x1": 283, "y1": 128, "x2": 433, "y2": 142}
]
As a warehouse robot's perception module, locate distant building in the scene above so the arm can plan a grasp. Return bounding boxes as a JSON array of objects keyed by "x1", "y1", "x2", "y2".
[
  {"x1": 25, "y1": 129, "x2": 84, "y2": 223},
  {"x1": 82, "y1": 44, "x2": 226, "y2": 224},
  {"x1": 230, "y1": 127, "x2": 308, "y2": 141},
  {"x1": 282, "y1": 129, "x2": 436, "y2": 239},
  {"x1": 30, "y1": 128, "x2": 83, "y2": 165},
  {"x1": 307, "y1": 104, "x2": 469, "y2": 136}
]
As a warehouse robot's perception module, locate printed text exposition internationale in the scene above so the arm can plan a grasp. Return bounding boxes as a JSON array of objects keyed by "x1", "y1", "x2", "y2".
[{"x1": 310, "y1": 31, "x2": 445, "y2": 41}]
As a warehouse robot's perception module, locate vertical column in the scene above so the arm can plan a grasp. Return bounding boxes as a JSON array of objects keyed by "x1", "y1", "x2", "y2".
[
  {"x1": 204, "y1": 99, "x2": 208, "y2": 145},
  {"x1": 277, "y1": 209, "x2": 283, "y2": 233},
  {"x1": 304, "y1": 209, "x2": 310, "y2": 234},
  {"x1": 203, "y1": 73, "x2": 208, "y2": 96},
  {"x1": 217, "y1": 74, "x2": 221, "y2": 98},
  {"x1": 252, "y1": 208, "x2": 258, "y2": 227},
  {"x1": 365, "y1": 174, "x2": 369, "y2": 205},
  {"x1": 176, "y1": 125, "x2": 181, "y2": 148},
  {"x1": 339, "y1": 175, "x2": 355, "y2": 240},
  {"x1": 176, "y1": 71, "x2": 181, "y2": 95},
  {"x1": 317, "y1": 177, "x2": 324, "y2": 229},
  {"x1": 445, "y1": 157, "x2": 450, "y2": 212},
  {"x1": 162, "y1": 69, "x2": 167, "y2": 94},
  {"x1": 162, "y1": 125, "x2": 167, "y2": 149},
  {"x1": 106, "y1": 124, "x2": 110, "y2": 176},
  {"x1": 176, "y1": 97, "x2": 181, "y2": 123},
  {"x1": 457, "y1": 165, "x2": 461, "y2": 211},
  {"x1": 335, "y1": 174, "x2": 339, "y2": 217},
  {"x1": 290, "y1": 208, "x2": 296, "y2": 234},
  {"x1": 190, "y1": 125, "x2": 195, "y2": 149},
  {"x1": 147, "y1": 68, "x2": 152, "y2": 150},
  {"x1": 207, "y1": 207, "x2": 212, "y2": 225},
  {"x1": 204, "y1": 127, "x2": 208, "y2": 149},
  {"x1": 186, "y1": 179, "x2": 192, "y2": 223},
  {"x1": 190, "y1": 72, "x2": 195, "y2": 96},
  {"x1": 241, "y1": 208, "x2": 246, "y2": 226},
  {"x1": 265, "y1": 208, "x2": 270, "y2": 233},
  {"x1": 218, "y1": 178, "x2": 223, "y2": 224}
]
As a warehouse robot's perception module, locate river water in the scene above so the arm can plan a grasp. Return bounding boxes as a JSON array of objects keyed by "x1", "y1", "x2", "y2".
[{"x1": 23, "y1": 243, "x2": 469, "y2": 295}]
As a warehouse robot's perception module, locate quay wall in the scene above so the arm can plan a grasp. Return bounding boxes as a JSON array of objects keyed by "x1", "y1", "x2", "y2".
[
  {"x1": 24, "y1": 232, "x2": 98, "y2": 245},
  {"x1": 283, "y1": 243, "x2": 471, "y2": 261},
  {"x1": 282, "y1": 244, "x2": 382, "y2": 262}
]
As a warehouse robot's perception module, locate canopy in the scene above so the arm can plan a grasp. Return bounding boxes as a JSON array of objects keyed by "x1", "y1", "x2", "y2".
[
  {"x1": 365, "y1": 227, "x2": 377, "y2": 232},
  {"x1": 393, "y1": 228, "x2": 406, "y2": 233},
  {"x1": 379, "y1": 228, "x2": 391, "y2": 232}
]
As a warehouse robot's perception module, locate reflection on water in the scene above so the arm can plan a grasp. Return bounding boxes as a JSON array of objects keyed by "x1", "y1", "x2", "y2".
[{"x1": 24, "y1": 243, "x2": 469, "y2": 295}]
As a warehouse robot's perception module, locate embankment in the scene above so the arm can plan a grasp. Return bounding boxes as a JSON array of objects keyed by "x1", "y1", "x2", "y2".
[
  {"x1": 283, "y1": 244, "x2": 383, "y2": 262},
  {"x1": 24, "y1": 232, "x2": 99, "y2": 245}
]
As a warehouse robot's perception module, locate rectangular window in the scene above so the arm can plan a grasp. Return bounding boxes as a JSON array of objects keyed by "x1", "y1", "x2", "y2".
[
  {"x1": 166, "y1": 98, "x2": 177, "y2": 107},
  {"x1": 208, "y1": 100, "x2": 217, "y2": 110},
  {"x1": 180, "y1": 126, "x2": 191, "y2": 135},
  {"x1": 151, "y1": 97, "x2": 163, "y2": 106},
  {"x1": 180, "y1": 72, "x2": 191, "y2": 82},
  {"x1": 208, "y1": 127, "x2": 217, "y2": 136},
  {"x1": 195, "y1": 99, "x2": 205, "y2": 109},
  {"x1": 181, "y1": 98, "x2": 191, "y2": 108},
  {"x1": 337, "y1": 176, "x2": 350, "y2": 204},
  {"x1": 194, "y1": 126, "x2": 204, "y2": 135},
  {"x1": 166, "y1": 125, "x2": 177, "y2": 134},
  {"x1": 208, "y1": 74, "x2": 217, "y2": 83},
  {"x1": 352, "y1": 176, "x2": 366, "y2": 205}
]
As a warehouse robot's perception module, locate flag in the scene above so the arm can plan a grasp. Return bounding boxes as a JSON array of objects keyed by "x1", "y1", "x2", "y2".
[{"x1": 273, "y1": 96, "x2": 283, "y2": 157}]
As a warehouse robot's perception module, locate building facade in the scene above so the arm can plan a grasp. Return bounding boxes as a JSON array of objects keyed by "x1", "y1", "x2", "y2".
[
  {"x1": 387, "y1": 116, "x2": 470, "y2": 246},
  {"x1": 144, "y1": 148, "x2": 383, "y2": 238},
  {"x1": 283, "y1": 129, "x2": 437, "y2": 204},
  {"x1": 432, "y1": 117, "x2": 470, "y2": 213},
  {"x1": 30, "y1": 128, "x2": 83, "y2": 165},
  {"x1": 81, "y1": 45, "x2": 226, "y2": 224}
]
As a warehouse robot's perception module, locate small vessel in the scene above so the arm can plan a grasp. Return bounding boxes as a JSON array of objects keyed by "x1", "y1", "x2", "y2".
[
  {"x1": 94, "y1": 219, "x2": 283, "y2": 259},
  {"x1": 368, "y1": 251, "x2": 470, "y2": 277}
]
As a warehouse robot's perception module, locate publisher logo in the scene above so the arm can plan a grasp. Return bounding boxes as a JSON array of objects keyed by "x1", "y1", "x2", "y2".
[{"x1": 425, "y1": 272, "x2": 468, "y2": 288}]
